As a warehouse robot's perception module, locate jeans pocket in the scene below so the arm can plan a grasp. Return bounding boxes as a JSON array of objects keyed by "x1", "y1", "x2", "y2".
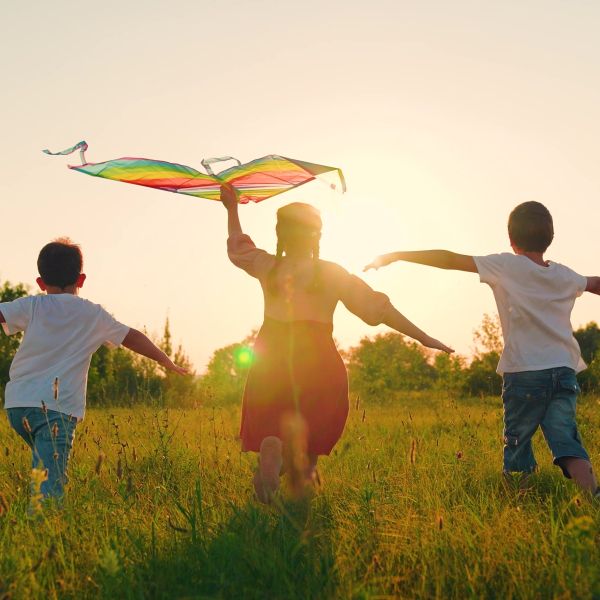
[
  {"x1": 557, "y1": 374, "x2": 580, "y2": 395},
  {"x1": 502, "y1": 384, "x2": 547, "y2": 404}
]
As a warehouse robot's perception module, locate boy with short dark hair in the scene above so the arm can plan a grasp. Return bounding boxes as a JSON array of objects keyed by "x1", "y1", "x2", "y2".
[
  {"x1": 365, "y1": 201, "x2": 599, "y2": 497},
  {"x1": 0, "y1": 238, "x2": 187, "y2": 500}
]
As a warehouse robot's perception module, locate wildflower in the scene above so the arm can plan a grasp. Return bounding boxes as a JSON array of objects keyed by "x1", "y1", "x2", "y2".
[
  {"x1": 95, "y1": 452, "x2": 105, "y2": 475},
  {"x1": 437, "y1": 515, "x2": 444, "y2": 530},
  {"x1": 456, "y1": 451, "x2": 463, "y2": 460},
  {"x1": 29, "y1": 468, "x2": 48, "y2": 514},
  {"x1": 410, "y1": 439, "x2": 417, "y2": 465},
  {"x1": 41, "y1": 401, "x2": 48, "y2": 414},
  {"x1": 98, "y1": 547, "x2": 120, "y2": 576},
  {"x1": 0, "y1": 493, "x2": 8, "y2": 517},
  {"x1": 52, "y1": 423, "x2": 59, "y2": 438},
  {"x1": 53, "y1": 377, "x2": 60, "y2": 401},
  {"x1": 22, "y1": 417, "x2": 32, "y2": 434},
  {"x1": 362, "y1": 409, "x2": 366, "y2": 423}
]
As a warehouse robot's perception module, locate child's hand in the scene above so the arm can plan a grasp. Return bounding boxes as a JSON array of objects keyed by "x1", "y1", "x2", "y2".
[
  {"x1": 421, "y1": 336, "x2": 454, "y2": 354},
  {"x1": 220, "y1": 184, "x2": 239, "y2": 210},
  {"x1": 363, "y1": 254, "x2": 394, "y2": 272},
  {"x1": 160, "y1": 357, "x2": 190, "y2": 376}
]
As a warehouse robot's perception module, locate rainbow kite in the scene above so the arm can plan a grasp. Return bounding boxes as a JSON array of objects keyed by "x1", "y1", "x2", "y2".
[{"x1": 44, "y1": 141, "x2": 346, "y2": 204}]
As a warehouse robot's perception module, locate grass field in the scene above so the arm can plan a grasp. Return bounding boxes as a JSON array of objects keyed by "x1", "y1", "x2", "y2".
[{"x1": 0, "y1": 393, "x2": 599, "y2": 599}]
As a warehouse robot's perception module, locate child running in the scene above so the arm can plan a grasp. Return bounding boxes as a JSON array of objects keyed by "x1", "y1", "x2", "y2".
[
  {"x1": 0, "y1": 238, "x2": 187, "y2": 501},
  {"x1": 365, "y1": 201, "x2": 599, "y2": 498},
  {"x1": 221, "y1": 185, "x2": 453, "y2": 502}
]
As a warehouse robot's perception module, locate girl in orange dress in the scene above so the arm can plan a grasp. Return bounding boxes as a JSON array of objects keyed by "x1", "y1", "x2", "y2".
[{"x1": 222, "y1": 186, "x2": 453, "y2": 502}]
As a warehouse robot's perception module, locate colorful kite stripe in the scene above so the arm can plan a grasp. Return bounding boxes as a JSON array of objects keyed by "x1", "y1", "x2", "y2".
[{"x1": 44, "y1": 142, "x2": 346, "y2": 204}]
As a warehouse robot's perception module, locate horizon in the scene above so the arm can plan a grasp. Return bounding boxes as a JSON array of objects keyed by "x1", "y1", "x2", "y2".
[{"x1": 2, "y1": 1, "x2": 599, "y2": 371}]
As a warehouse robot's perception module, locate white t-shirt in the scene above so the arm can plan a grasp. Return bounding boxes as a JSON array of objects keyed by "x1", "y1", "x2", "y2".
[
  {"x1": 474, "y1": 253, "x2": 587, "y2": 375},
  {"x1": 0, "y1": 294, "x2": 129, "y2": 419}
]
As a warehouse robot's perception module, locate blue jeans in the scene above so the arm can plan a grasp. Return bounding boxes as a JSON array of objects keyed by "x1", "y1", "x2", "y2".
[
  {"x1": 6, "y1": 407, "x2": 77, "y2": 498},
  {"x1": 502, "y1": 367, "x2": 589, "y2": 477}
]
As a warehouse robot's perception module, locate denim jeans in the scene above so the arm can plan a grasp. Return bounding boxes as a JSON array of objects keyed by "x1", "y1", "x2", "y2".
[
  {"x1": 6, "y1": 407, "x2": 77, "y2": 498},
  {"x1": 502, "y1": 367, "x2": 589, "y2": 476}
]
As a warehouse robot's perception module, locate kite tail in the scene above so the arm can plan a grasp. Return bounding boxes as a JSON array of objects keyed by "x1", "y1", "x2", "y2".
[{"x1": 43, "y1": 141, "x2": 88, "y2": 165}]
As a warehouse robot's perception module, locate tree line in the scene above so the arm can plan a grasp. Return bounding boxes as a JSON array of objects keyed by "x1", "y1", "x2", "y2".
[{"x1": 2, "y1": 280, "x2": 600, "y2": 407}]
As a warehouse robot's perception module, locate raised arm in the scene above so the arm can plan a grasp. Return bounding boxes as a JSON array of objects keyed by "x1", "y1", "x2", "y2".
[
  {"x1": 122, "y1": 328, "x2": 188, "y2": 375},
  {"x1": 220, "y1": 184, "x2": 243, "y2": 237},
  {"x1": 585, "y1": 277, "x2": 600, "y2": 295},
  {"x1": 364, "y1": 250, "x2": 477, "y2": 273}
]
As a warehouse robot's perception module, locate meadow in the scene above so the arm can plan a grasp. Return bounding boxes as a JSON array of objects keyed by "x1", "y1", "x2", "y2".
[{"x1": 0, "y1": 393, "x2": 598, "y2": 600}]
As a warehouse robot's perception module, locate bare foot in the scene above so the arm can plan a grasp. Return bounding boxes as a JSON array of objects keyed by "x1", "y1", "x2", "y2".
[{"x1": 254, "y1": 437, "x2": 283, "y2": 504}]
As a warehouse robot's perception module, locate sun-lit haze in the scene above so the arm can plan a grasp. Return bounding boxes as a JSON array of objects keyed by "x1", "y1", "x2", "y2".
[{"x1": 2, "y1": 1, "x2": 600, "y2": 371}]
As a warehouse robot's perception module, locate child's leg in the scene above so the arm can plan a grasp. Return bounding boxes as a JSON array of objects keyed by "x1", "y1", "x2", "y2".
[
  {"x1": 541, "y1": 368, "x2": 596, "y2": 495},
  {"x1": 305, "y1": 454, "x2": 318, "y2": 482},
  {"x1": 556, "y1": 457, "x2": 597, "y2": 493},
  {"x1": 502, "y1": 373, "x2": 547, "y2": 476},
  {"x1": 35, "y1": 411, "x2": 76, "y2": 498},
  {"x1": 8, "y1": 408, "x2": 76, "y2": 499},
  {"x1": 254, "y1": 436, "x2": 283, "y2": 503}
]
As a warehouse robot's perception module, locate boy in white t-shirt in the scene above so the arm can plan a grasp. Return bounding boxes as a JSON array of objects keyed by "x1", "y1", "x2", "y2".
[
  {"x1": 0, "y1": 238, "x2": 187, "y2": 499},
  {"x1": 365, "y1": 202, "x2": 599, "y2": 498}
]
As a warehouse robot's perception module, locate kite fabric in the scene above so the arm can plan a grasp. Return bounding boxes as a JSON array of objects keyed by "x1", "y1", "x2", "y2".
[{"x1": 43, "y1": 142, "x2": 346, "y2": 204}]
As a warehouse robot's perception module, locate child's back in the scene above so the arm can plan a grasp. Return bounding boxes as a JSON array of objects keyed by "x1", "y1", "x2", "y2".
[
  {"x1": 3, "y1": 293, "x2": 128, "y2": 419},
  {"x1": 474, "y1": 252, "x2": 587, "y2": 374}
]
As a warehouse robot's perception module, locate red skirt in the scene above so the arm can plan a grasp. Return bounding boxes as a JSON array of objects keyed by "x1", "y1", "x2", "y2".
[{"x1": 240, "y1": 318, "x2": 349, "y2": 455}]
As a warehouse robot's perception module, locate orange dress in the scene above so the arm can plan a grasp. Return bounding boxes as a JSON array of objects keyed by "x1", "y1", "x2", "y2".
[{"x1": 228, "y1": 233, "x2": 393, "y2": 455}]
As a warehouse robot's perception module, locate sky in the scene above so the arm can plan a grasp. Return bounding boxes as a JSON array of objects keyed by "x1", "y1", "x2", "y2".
[{"x1": 1, "y1": 1, "x2": 599, "y2": 371}]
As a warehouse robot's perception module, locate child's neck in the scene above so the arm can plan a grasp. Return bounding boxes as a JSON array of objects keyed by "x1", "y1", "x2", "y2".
[
  {"x1": 514, "y1": 249, "x2": 548, "y2": 267},
  {"x1": 45, "y1": 285, "x2": 78, "y2": 295}
]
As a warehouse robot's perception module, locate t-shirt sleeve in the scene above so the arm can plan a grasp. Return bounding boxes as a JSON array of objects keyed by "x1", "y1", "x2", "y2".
[
  {"x1": 564, "y1": 266, "x2": 588, "y2": 298},
  {"x1": 0, "y1": 296, "x2": 32, "y2": 335},
  {"x1": 97, "y1": 308, "x2": 130, "y2": 348},
  {"x1": 227, "y1": 233, "x2": 275, "y2": 279},
  {"x1": 339, "y1": 269, "x2": 393, "y2": 326},
  {"x1": 473, "y1": 254, "x2": 507, "y2": 286}
]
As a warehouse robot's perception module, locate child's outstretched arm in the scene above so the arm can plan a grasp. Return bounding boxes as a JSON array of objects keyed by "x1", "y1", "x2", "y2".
[
  {"x1": 381, "y1": 305, "x2": 454, "y2": 354},
  {"x1": 220, "y1": 184, "x2": 243, "y2": 237},
  {"x1": 340, "y1": 273, "x2": 454, "y2": 354},
  {"x1": 364, "y1": 250, "x2": 477, "y2": 273},
  {"x1": 585, "y1": 277, "x2": 600, "y2": 295},
  {"x1": 122, "y1": 328, "x2": 189, "y2": 375}
]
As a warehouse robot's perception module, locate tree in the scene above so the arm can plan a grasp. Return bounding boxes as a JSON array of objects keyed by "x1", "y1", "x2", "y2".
[
  {"x1": 345, "y1": 332, "x2": 436, "y2": 401},
  {"x1": 464, "y1": 313, "x2": 502, "y2": 396},
  {"x1": 573, "y1": 322, "x2": 600, "y2": 365},
  {"x1": 0, "y1": 281, "x2": 28, "y2": 389},
  {"x1": 573, "y1": 322, "x2": 600, "y2": 392},
  {"x1": 197, "y1": 331, "x2": 257, "y2": 406}
]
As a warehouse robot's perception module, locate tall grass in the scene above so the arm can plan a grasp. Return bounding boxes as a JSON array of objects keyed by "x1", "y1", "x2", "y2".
[{"x1": 0, "y1": 393, "x2": 598, "y2": 599}]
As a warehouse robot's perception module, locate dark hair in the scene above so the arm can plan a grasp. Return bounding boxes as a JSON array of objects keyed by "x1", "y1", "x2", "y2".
[
  {"x1": 268, "y1": 203, "x2": 322, "y2": 295},
  {"x1": 37, "y1": 238, "x2": 83, "y2": 288},
  {"x1": 508, "y1": 201, "x2": 554, "y2": 252}
]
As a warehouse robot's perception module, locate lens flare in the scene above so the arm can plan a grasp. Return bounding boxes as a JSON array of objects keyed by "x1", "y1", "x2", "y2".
[{"x1": 235, "y1": 346, "x2": 254, "y2": 367}]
